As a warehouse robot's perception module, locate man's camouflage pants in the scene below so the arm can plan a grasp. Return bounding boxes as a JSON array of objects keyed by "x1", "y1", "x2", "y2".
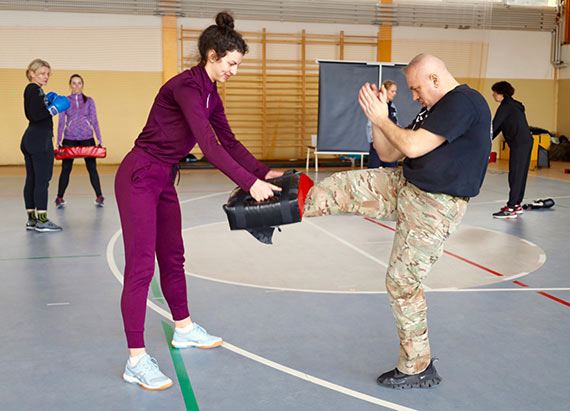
[{"x1": 303, "y1": 168, "x2": 468, "y2": 374}]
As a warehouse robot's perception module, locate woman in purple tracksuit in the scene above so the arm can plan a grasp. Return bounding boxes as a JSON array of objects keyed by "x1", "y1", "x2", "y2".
[
  {"x1": 116, "y1": 12, "x2": 283, "y2": 391},
  {"x1": 55, "y1": 74, "x2": 104, "y2": 208}
]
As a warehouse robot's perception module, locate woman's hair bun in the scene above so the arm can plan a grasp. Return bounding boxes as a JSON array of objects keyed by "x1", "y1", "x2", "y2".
[{"x1": 215, "y1": 12, "x2": 234, "y2": 29}]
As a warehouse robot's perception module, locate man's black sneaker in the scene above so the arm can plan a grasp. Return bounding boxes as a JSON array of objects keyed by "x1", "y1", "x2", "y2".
[
  {"x1": 493, "y1": 206, "x2": 517, "y2": 219},
  {"x1": 55, "y1": 197, "x2": 66, "y2": 208},
  {"x1": 94, "y1": 195, "x2": 104, "y2": 207},
  {"x1": 377, "y1": 358, "x2": 442, "y2": 389}
]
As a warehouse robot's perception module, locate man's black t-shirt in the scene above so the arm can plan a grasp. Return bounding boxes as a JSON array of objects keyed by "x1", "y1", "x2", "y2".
[{"x1": 403, "y1": 84, "x2": 492, "y2": 198}]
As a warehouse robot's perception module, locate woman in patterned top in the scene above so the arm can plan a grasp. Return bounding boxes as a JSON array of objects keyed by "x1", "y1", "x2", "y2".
[{"x1": 55, "y1": 74, "x2": 104, "y2": 208}]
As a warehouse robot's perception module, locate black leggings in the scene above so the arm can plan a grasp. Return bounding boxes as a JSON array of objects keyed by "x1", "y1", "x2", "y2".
[
  {"x1": 57, "y1": 138, "x2": 102, "y2": 198},
  {"x1": 21, "y1": 126, "x2": 54, "y2": 211}
]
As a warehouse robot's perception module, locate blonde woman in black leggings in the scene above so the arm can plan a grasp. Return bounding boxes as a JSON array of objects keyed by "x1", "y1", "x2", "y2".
[{"x1": 21, "y1": 59, "x2": 69, "y2": 232}]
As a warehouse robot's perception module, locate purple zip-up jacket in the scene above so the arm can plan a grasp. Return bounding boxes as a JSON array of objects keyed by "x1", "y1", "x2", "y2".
[
  {"x1": 57, "y1": 94, "x2": 102, "y2": 145},
  {"x1": 135, "y1": 64, "x2": 269, "y2": 191}
]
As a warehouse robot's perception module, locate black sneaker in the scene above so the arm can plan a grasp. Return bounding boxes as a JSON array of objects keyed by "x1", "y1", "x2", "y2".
[
  {"x1": 55, "y1": 197, "x2": 66, "y2": 208},
  {"x1": 94, "y1": 195, "x2": 104, "y2": 207},
  {"x1": 26, "y1": 220, "x2": 37, "y2": 230},
  {"x1": 493, "y1": 206, "x2": 517, "y2": 219},
  {"x1": 377, "y1": 358, "x2": 442, "y2": 389}
]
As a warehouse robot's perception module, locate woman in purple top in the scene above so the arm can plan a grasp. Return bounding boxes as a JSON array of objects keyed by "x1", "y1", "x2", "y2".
[
  {"x1": 116, "y1": 12, "x2": 283, "y2": 391},
  {"x1": 55, "y1": 74, "x2": 104, "y2": 208}
]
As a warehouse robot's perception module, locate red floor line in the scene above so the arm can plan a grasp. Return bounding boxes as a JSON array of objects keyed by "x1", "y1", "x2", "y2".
[
  {"x1": 442, "y1": 249, "x2": 504, "y2": 277},
  {"x1": 362, "y1": 217, "x2": 570, "y2": 308},
  {"x1": 536, "y1": 292, "x2": 570, "y2": 307},
  {"x1": 364, "y1": 217, "x2": 504, "y2": 277},
  {"x1": 363, "y1": 217, "x2": 395, "y2": 232}
]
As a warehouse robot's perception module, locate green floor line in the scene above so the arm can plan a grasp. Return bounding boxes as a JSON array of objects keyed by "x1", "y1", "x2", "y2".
[
  {"x1": 0, "y1": 254, "x2": 101, "y2": 261},
  {"x1": 161, "y1": 322, "x2": 200, "y2": 411},
  {"x1": 150, "y1": 276, "x2": 166, "y2": 306}
]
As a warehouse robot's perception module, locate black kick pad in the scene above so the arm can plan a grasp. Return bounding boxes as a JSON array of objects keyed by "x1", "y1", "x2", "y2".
[{"x1": 223, "y1": 170, "x2": 314, "y2": 244}]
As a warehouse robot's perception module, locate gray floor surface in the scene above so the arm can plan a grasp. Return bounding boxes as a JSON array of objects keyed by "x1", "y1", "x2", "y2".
[{"x1": 1, "y1": 166, "x2": 569, "y2": 411}]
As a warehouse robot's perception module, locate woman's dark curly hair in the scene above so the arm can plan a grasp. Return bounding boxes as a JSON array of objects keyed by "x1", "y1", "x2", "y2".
[
  {"x1": 491, "y1": 81, "x2": 515, "y2": 97},
  {"x1": 198, "y1": 12, "x2": 248, "y2": 64}
]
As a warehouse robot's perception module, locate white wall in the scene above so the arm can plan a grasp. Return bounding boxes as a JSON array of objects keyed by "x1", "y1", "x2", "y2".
[
  {"x1": 392, "y1": 27, "x2": 552, "y2": 80},
  {"x1": 0, "y1": 11, "x2": 162, "y2": 71},
  {"x1": 485, "y1": 30, "x2": 553, "y2": 79}
]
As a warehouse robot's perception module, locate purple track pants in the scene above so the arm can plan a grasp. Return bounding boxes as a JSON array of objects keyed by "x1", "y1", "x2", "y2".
[{"x1": 115, "y1": 147, "x2": 189, "y2": 348}]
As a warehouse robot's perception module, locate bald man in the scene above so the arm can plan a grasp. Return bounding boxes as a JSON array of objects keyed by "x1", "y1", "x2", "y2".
[{"x1": 303, "y1": 54, "x2": 491, "y2": 389}]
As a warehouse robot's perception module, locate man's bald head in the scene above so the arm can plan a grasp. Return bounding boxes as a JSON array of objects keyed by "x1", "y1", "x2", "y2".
[
  {"x1": 403, "y1": 54, "x2": 448, "y2": 78},
  {"x1": 403, "y1": 54, "x2": 459, "y2": 109}
]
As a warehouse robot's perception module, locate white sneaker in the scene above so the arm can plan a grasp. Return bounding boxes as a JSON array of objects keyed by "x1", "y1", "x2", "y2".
[
  {"x1": 122, "y1": 354, "x2": 173, "y2": 390},
  {"x1": 171, "y1": 323, "x2": 223, "y2": 349}
]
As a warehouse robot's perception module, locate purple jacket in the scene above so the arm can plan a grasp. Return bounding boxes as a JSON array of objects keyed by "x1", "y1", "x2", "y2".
[
  {"x1": 57, "y1": 94, "x2": 102, "y2": 145},
  {"x1": 135, "y1": 64, "x2": 269, "y2": 191}
]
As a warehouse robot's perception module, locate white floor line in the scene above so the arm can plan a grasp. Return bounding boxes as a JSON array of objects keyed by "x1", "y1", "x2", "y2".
[
  {"x1": 179, "y1": 191, "x2": 229, "y2": 204},
  {"x1": 222, "y1": 342, "x2": 417, "y2": 411},
  {"x1": 501, "y1": 272, "x2": 529, "y2": 282},
  {"x1": 185, "y1": 270, "x2": 386, "y2": 294},
  {"x1": 299, "y1": 220, "x2": 436, "y2": 290},
  {"x1": 106, "y1": 229, "x2": 414, "y2": 411},
  {"x1": 186, "y1": 270, "x2": 570, "y2": 294},
  {"x1": 304, "y1": 219, "x2": 389, "y2": 269},
  {"x1": 180, "y1": 220, "x2": 560, "y2": 295}
]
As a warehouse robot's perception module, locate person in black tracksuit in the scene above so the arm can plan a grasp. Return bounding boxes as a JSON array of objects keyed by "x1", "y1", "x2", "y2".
[
  {"x1": 21, "y1": 59, "x2": 67, "y2": 232},
  {"x1": 491, "y1": 81, "x2": 533, "y2": 219}
]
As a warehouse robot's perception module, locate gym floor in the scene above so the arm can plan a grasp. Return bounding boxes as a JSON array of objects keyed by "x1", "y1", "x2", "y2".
[{"x1": 1, "y1": 160, "x2": 569, "y2": 411}]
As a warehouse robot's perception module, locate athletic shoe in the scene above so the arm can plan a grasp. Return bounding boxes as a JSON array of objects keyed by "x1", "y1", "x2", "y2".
[
  {"x1": 493, "y1": 206, "x2": 517, "y2": 219},
  {"x1": 94, "y1": 195, "x2": 104, "y2": 207},
  {"x1": 377, "y1": 358, "x2": 442, "y2": 389},
  {"x1": 123, "y1": 354, "x2": 173, "y2": 391},
  {"x1": 26, "y1": 220, "x2": 37, "y2": 230},
  {"x1": 35, "y1": 220, "x2": 63, "y2": 232},
  {"x1": 513, "y1": 204, "x2": 523, "y2": 215},
  {"x1": 171, "y1": 323, "x2": 223, "y2": 349},
  {"x1": 55, "y1": 197, "x2": 66, "y2": 208}
]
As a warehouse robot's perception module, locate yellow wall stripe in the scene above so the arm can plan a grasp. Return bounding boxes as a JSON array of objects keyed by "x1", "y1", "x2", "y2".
[{"x1": 162, "y1": 16, "x2": 179, "y2": 83}]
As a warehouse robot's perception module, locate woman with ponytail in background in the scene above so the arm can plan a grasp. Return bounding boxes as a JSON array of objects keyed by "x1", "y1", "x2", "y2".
[
  {"x1": 55, "y1": 74, "x2": 104, "y2": 208},
  {"x1": 116, "y1": 12, "x2": 283, "y2": 390}
]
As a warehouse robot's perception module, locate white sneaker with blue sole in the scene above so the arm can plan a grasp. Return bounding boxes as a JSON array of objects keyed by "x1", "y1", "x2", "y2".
[
  {"x1": 123, "y1": 354, "x2": 173, "y2": 390},
  {"x1": 171, "y1": 323, "x2": 223, "y2": 349}
]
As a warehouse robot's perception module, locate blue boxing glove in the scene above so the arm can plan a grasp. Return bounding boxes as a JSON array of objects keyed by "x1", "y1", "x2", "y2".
[
  {"x1": 47, "y1": 95, "x2": 70, "y2": 116},
  {"x1": 46, "y1": 91, "x2": 58, "y2": 103}
]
